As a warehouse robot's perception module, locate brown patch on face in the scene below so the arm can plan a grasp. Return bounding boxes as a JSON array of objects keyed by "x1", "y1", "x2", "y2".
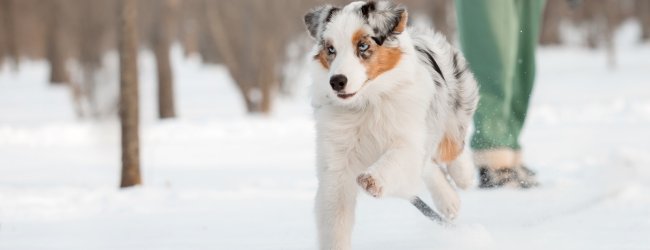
[
  {"x1": 365, "y1": 46, "x2": 401, "y2": 80},
  {"x1": 437, "y1": 134, "x2": 462, "y2": 163},
  {"x1": 352, "y1": 29, "x2": 365, "y2": 48},
  {"x1": 351, "y1": 29, "x2": 402, "y2": 81},
  {"x1": 314, "y1": 50, "x2": 330, "y2": 69},
  {"x1": 314, "y1": 40, "x2": 335, "y2": 69},
  {"x1": 393, "y1": 11, "x2": 408, "y2": 34}
]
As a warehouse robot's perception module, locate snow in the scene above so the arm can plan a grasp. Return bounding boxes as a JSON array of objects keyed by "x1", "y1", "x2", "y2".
[{"x1": 1, "y1": 22, "x2": 649, "y2": 249}]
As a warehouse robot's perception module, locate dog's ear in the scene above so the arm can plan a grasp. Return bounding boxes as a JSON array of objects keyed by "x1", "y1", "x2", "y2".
[
  {"x1": 304, "y1": 5, "x2": 340, "y2": 39},
  {"x1": 360, "y1": 1, "x2": 408, "y2": 45}
]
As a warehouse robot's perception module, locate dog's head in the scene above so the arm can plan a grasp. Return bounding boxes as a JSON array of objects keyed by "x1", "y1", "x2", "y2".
[{"x1": 304, "y1": 1, "x2": 408, "y2": 106}]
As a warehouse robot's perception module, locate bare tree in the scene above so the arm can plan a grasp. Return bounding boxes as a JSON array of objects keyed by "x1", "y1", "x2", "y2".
[
  {"x1": 540, "y1": 0, "x2": 567, "y2": 45},
  {"x1": 179, "y1": 0, "x2": 200, "y2": 57},
  {"x1": 72, "y1": 0, "x2": 118, "y2": 118},
  {"x1": 204, "y1": 0, "x2": 255, "y2": 112},
  {"x1": 203, "y1": 0, "x2": 316, "y2": 114},
  {"x1": 118, "y1": 0, "x2": 141, "y2": 188},
  {"x1": 0, "y1": 0, "x2": 18, "y2": 70},
  {"x1": 637, "y1": 0, "x2": 650, "y2": 41},
  {"x1": 4, "y1": 0, "x2": 649, "y2": 117},
  {"x1": 153, "y1": 0, "x2": 178, "y2": 119},
  {"x1": 46, "y1": 0, "x2": 70, "y2": 85},
  {"x1": 570, "y1": 0, "x2": 623, "y2": 68},
  {"x1": 430, "y1": 0, "x2": 454, "y2": 39}
]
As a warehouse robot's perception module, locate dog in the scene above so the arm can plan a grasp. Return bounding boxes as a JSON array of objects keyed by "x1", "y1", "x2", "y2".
[{"x1": 304, "y1": 1, "x2": 479, "y2": 249}]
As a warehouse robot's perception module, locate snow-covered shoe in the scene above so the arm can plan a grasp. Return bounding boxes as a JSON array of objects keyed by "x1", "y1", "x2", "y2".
[
  {"x1": 478, "y1": 165, "x2": 538, "y2": 189},
  {"x1": 474, "y1": 149, "x2": 539, "y2": 189},
  {"x1": 514, "y1": 165, "x2": 539, "y2": 188}
]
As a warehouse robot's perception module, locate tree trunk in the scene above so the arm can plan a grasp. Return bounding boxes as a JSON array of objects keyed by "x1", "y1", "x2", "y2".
[
  {"x1": 47, "y1": 0, "x2": 70, "y2": 85},
  {"x1": 540, "y1": 0, "x2": 564, "y2": 45},
  {"x1": 430, "y1": 0, "x2": 453, "y2": 39},
  {"x1": 154, "y1": 0, "x2": 177, "y2": 119},
  {"x1": 259, "y1": 80, "x2": 274, "y2": 114},
  {"x1": 604, "y1": 0, "x2": 618, "y2": 69},
  {"x1": 1, "y1": 0, "x2": 18, "y2": 70},
  {"x1": 118, "y1": 0, "x2": 141, "y2": 188},
  {"x1": 638, "y1": 0, "x2": 650, "y2": 41},
  {"x1": 204, "y1": 1, "x2": 256, "y2": 113},
  {"x1": 180, "y1": 1, "x2": 199, "y2": 57},
  {"x1": 258, "y1": 42, "x2": 277, "y2": 114},
  {"x1": 0, "y1": 1, "x2": 4, "y2": 66}
]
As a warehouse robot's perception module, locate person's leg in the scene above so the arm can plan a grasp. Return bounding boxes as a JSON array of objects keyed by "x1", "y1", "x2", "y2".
[
  {"x1": 505, "y1": 0, "x2": 546, "y2": 188},
  {"x1": 509, "y1": 0, "x2": 545, "y2": 152},
  {"x1": 456, "y1": 0, "x2": 519, "y2": 169}
]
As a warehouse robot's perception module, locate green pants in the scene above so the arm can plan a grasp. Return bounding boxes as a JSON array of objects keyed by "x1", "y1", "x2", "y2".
[{"x1": 456, "y1": 0, "x2": 545, "y2": 150}]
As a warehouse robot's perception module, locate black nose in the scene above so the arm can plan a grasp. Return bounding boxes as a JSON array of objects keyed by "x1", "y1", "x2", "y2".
[{"x1": 329, "y1": 74, "x2": 347, "y2": 92}]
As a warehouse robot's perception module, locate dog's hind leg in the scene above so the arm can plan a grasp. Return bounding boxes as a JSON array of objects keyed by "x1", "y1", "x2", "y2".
[
  {"x1": 422, "y1": 162, "x2": 460, "y2": 220},
  {"x1": 315, "y1": 170, "x2": 358, "y2": 250}
]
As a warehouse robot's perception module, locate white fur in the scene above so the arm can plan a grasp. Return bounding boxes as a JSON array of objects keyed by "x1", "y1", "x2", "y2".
[{"x1": 307, "y1": 2, "x2": 479, "y2": 249}]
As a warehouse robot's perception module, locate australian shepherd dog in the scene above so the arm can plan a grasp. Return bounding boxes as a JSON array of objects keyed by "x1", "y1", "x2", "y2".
[{"x1": 304, "y1": 1, "x2": 479, "y2": 249}]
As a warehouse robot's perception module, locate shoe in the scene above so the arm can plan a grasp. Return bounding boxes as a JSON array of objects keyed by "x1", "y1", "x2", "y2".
[
  {"x1": 478, "y1": 165, "x2": 539, "y2": 189},
  {"x1": 474, "y1": 149, "x2": 539, "y2": 189},
  {"x1": 515, "y1": 165, "x2": 539, "y2": 188}
]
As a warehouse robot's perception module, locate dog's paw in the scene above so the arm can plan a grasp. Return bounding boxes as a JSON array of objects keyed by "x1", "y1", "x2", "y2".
[
  {"x1": 433, "y1": 188, "x2": 460, "y2": 220},
  {"x1": 357, "y1": 173, "x2": 383, "y2": 198}
]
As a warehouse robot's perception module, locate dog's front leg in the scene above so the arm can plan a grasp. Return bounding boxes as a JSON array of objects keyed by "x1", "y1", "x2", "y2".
[
  {"x1": 357, "y1": 141, "x2": 424, "y2": 198},
  {"x1": 315, "y1": 170, "x2": 358, "y2": 250}
]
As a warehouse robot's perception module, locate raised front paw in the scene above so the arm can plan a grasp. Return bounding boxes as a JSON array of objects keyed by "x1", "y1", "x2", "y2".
[{"x1": 357, "y1": 172, "x2": 383, "y2": 198}]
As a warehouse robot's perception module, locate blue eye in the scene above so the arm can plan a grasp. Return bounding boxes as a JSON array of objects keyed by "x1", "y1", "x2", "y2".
[
  {"x1": 327, "y1": 46, "x2": 336, "y2": 55},
  {"x1": 358, "y1": 43, "x2": 369, "y2": 52}
]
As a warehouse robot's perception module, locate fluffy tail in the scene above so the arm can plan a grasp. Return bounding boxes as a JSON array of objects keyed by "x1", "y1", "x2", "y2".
[
  {"x1": 410, "y1": 196, "x2": 447, "y2": 224},
  {"x1": 447, "y1": 149, "x2": 476, "y2": 190}
]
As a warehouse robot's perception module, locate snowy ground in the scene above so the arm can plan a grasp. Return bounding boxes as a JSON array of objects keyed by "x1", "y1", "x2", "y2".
[{"x1": 1, "y1": 23, "x2": 649, "y2": 249}]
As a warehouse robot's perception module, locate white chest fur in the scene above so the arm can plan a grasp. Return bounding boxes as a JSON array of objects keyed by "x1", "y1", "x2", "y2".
[{"x1": 314, "y1": 80, "x2": 433, "y2": 174}]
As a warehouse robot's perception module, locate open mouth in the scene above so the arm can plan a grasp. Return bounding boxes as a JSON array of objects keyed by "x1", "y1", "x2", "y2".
[{"x1": 336, "y1": 92, "x2": 356, "y2": 99}]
